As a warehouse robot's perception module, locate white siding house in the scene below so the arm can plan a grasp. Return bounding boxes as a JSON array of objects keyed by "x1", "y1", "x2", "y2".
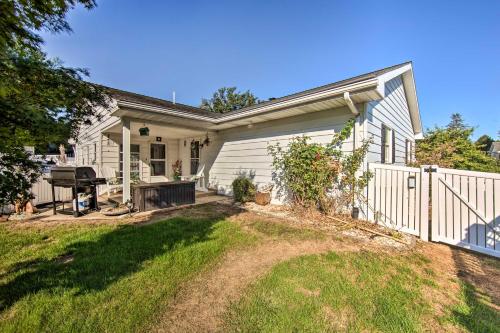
[{"x1": 74, "y1": 62, "x2": 422, "y2": 204}]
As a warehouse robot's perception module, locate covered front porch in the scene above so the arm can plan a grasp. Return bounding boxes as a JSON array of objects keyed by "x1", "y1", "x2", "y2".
[{"x1": 101, "y1": 117, "x2": 217, "y2": 205}]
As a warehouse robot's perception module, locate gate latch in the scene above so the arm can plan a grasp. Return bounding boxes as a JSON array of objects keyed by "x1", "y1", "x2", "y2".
[{"x1": 424, "y1": 166, "x2": 437, "y2": 173}]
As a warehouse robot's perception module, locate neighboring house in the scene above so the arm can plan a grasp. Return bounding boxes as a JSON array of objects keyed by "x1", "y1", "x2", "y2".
[
  {"x1": 489, "y1": 141, "x2": 500, "y2": 159},
  {"x1": 75, "y1": 62, "x2": 422, "y2": 204}
]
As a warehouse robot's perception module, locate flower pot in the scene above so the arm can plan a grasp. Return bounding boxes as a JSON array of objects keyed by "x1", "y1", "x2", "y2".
[{"x1": 255, "y1": 192, "x2": 271, "y2": 206}]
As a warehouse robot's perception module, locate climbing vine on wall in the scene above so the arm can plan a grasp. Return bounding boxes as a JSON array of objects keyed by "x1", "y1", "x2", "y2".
[{"x1": 268, "y1": 119, "x2": 372, "y2": 214}]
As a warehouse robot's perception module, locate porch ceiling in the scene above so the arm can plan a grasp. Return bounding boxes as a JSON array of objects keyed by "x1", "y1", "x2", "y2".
[
  {"x1": 112, "y1": 107, "x2": 214, "y2": 131},
  {"x1": 102, "y1": 120, "x2": 208, "y2": 139}
]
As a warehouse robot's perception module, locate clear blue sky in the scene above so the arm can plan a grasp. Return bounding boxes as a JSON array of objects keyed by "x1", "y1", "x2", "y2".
[{"x1": 41, "y1": 0, "x2": 500, "y2": 139}]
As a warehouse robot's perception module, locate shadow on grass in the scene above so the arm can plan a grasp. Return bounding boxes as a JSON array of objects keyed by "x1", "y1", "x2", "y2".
[
  {"x1": 0, "y1": 214, "x2": 225, "y2": 311},
  {"x1": 450, "y1": 250, "x2": 500, "y2": 333}
]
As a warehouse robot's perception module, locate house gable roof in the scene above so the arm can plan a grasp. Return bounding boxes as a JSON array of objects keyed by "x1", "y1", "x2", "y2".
[{"x1": 108, "y1": 62, "x2": 422, "y2": 135}]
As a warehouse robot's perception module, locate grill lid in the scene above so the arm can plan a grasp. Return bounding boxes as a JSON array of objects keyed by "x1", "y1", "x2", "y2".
[{"x1": 50, "y1": 166, "x2": 97, "y2": 180}]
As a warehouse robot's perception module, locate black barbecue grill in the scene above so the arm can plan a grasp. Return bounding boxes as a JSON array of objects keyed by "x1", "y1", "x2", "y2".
[{"x1": 44, "y1": 166, "x2": 106, "y2": 217}]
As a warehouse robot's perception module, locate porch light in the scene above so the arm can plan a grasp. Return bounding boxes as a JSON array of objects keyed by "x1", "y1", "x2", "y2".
[
  {"x1": 408, "y1": 176, "x2": 416, "y2": 189},
  {"x1": 203, "y1": 134, "x2": 210, "y2": 146},
  {"x1": 139, "y1": 127, "x2": 149, "y2": 136}
]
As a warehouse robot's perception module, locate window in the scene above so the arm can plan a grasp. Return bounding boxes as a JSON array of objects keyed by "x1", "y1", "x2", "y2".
[
  {"x1": 150, "y1": 143, "x2": 166, "y2": 176},
  {"x1": 120, "y1": 144, "x2": 140, "y2": 178},
  {"x1": 190, "y1": 141, "x2": 200, "y2": 175},
  {"x1": 405, "y1": 139, "x2": 413, "y2": 165},
  {"x1": 381, "y1": 125, "x2": 395, "y2": 164}
]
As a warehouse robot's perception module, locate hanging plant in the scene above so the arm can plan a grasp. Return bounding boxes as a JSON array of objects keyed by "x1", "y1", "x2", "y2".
[{"x1": 139, "y1": 127, "x2": 149, "y2": 136}]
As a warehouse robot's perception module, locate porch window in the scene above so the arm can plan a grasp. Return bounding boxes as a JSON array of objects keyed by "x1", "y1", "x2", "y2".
[
  {"x1": 120, "y1": 144, "x2": 140, "y2": 178},
  {"x1": 150, "y1": 143, "x2": 166, "y2": 176}
]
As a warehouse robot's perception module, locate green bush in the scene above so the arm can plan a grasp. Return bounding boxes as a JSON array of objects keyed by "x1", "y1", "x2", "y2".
[
  {"x1": 268, "y1": 118, "x2": 372, "y2": 214},
  {"x1": 232, "y1": 177, "x2": 256, "y2": 202}
]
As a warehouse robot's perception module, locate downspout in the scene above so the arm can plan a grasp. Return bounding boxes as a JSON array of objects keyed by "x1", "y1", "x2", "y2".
[
  {"x1": 344, "y1": 92, "x2": 361, "y2": 218},
  {"x1": 343, "y1": 92, "x2": 360, "y2": 151},
  {"x1": 343, "y1": 91, "x2": 360, "y2": 116}
]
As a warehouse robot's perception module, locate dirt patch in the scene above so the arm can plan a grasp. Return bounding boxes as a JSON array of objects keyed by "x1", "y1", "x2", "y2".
[
  {"x1": 241, "y1": 202, "x2": 415, "y2": 249},
  {"x1": 152, "y1": 235, "x2": 361, "y2": 332},
  {"x1": 323, "y1": 305, "x2": 355, "y2": 332},
  {"x1": 232, "y1": 208, "x2": 414, "y2": 252}
]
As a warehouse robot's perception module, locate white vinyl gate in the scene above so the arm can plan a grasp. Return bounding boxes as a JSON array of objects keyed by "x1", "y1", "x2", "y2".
[
  {"x1": 431, "y1": 167, "x2": 500, "y2": 257},
  {"x1": 366, "y1": 163, "x2": 500, "y2": 257},
  {"x1": 366, "y1": 163, "x2": 429, "y2": 241}
]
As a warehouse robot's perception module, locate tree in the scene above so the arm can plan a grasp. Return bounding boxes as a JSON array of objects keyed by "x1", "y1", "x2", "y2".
[
  {"x1": 447, "y1": 113, "x2": 467, "y2": 131},
  {"x1": 0, "y1": 0, "x2": 109, "y2": 209},
  {"x1": 200, "y1": 87, "x2": 258, "y2": 113},
  {"x1": 416, "y1": 114, "x2": 499, "y2": 173},
  {"x1": 475, "y1": 134, "x2": 494, "y2": 152}
]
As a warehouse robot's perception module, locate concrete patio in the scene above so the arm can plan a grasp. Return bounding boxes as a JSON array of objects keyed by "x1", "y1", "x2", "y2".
[{"x1": 12, "y1": 190, "x2": 229, "y2": 223}]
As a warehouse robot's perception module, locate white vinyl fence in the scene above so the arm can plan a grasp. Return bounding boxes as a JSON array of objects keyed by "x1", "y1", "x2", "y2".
[
  {"x1": 366, "y1": 163, "x2": 499, "y2": 257},
  {"x1": 1, "y1": 174, "x2": 73, "y2": 213},
  {"x1": 31, "y1": 174, "x2": 73, "y2": 206},
  {"x1": 431, "y1": 167, "x2": 500, "y2": 257}
]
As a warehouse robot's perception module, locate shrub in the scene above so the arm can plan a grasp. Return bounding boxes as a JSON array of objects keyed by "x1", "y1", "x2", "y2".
[
  {"x1": 268, "y1": 118, "x2": 372, "y2": 214},
  {"x1": 232, "y1": 177, "x2": 256, "y2": 202},
  {"x1": 415, "y1": 114, "x2": 500, "y2": 173}
]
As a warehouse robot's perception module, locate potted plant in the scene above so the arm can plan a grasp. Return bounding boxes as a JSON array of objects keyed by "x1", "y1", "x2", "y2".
[{"x1": 172, "y1": 160, "x2": 182, "y2": 181}]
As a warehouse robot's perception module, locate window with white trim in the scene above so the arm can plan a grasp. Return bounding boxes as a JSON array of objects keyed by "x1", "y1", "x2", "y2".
[
  {"x1": 120, "y1": 144, "x2": 140, "y2": 178},
  {"x1": 381, "y1": 125, "x2": 394, "y2": 164},
  {"x1": 150, "y1": 143, "x2": 166, "y2": 176}
]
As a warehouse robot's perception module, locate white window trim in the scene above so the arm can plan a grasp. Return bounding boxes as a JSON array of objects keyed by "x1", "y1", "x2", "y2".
[
  {"x1": 119, "y1": 144, "x2": 140, "y2": 179},
  {"x1": 383, "y1": 126, "x2": 393, "y2": 164},
  {"x1": 150, "y1": 143, "x2": 166, "y2": 177}
]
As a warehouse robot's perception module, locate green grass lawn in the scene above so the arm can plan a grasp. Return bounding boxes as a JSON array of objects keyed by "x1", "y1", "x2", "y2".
[
  {"x1": 448, "y1": 281, "x2": 500, "y2": 333},
  {"x1": 0, "y1": 211, "x2": 253, "y2": 332},
  {"x1": 225, "y1": 251, "x2": 500, "y2": 333},
  {"x1": 1, "y1": 208, "x2": 498, "y2": 333}
]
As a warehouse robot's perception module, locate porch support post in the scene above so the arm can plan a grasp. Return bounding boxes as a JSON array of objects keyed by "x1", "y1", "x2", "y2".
[{"x1": 122, "y1": 118, "x2": 131, "y2": 203}]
